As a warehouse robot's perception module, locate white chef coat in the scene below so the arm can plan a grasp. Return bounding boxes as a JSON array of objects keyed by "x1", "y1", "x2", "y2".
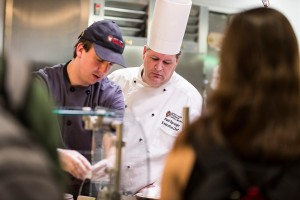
[{"x1": 108, "y1": 65, "x2": 203, "y2": 194}]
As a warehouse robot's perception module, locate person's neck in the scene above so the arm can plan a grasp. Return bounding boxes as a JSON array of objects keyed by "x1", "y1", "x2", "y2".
[{"x1": 67, "y1": 59, "x2": 83, "y2": 86}]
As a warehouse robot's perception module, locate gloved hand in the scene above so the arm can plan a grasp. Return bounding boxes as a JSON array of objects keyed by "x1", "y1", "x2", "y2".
[
  {"x1": 57, "y1": 148, "x2": 92, "y2": 180},
  {"x1": 91, "y1": 133, "x2": 117, "y2": 181},
  {"x1": 91, "y1": 149, "x2": 116, "y2": 181},
  {"x1": 136, "y1": 182, "x2": 161, "y2": 200},
  {"x1": 90, "y1": 159, "x2": 109, "y2": 180}
]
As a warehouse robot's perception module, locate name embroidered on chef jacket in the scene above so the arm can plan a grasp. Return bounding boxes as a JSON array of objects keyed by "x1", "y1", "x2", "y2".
[{"x1": 161, "y1": 111, "x2": 183, "y2": 132}]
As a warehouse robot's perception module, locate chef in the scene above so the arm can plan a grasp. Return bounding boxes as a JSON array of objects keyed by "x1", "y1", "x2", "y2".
[{"x1": 108, "y1": 0, "x2": 203, "y2": 198}]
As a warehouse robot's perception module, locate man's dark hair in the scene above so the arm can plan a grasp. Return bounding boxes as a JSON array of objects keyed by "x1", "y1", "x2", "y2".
[{"x1": 73, "y1": 38, "x2": 93, "y2": 58}]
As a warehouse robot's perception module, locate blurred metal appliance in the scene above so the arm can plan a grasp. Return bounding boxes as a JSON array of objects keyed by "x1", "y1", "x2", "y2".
[
  {"x1": 53, "y1": 107, "x2": 124, "y2": 200},
  {"x1": 3, "y1": 0, "x2": 89, "y2": 68},
  {"x1": 1, "y1": 0, "x2": 206, "y2": 93}
]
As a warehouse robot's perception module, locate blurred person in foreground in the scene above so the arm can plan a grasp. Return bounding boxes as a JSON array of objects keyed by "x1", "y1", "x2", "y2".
[
  {"x1": 161, "y1": 7, "x2": 300, "y2": 200},
  {"x1": 34, "y1": 20, "x2": 126, "y2": 198},
  {"x1": 108, "y1": 0, "x2": 202, "y2": 198},
  {"x1": 0, "y1": 53, "x2": 64, "y2": 199}
]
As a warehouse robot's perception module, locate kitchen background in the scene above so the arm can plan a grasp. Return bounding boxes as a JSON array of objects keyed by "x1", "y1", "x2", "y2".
[{"x1": 1, "y1": 0, "x2": 300, "y2": 98}]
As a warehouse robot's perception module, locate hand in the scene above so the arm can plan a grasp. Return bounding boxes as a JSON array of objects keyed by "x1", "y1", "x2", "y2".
[
  {"x1": 91, "y1": 151, "x2": 116, "y2": 181},
  {"x1": 91, "y1": 159, "x2": 109, "y2": 181},
  {"x1": 57, "y1": 148, "x2": 91, "y2": 180},
  {"x1": 137, "y1": 183, "x2": 161, "y2": 199},
  {"x1": 91, "y1": 133, "x2": 117, "y2": 181}
]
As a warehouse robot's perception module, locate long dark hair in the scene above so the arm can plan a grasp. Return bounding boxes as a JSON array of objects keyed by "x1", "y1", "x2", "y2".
[{"x1": 176, "y1": 7, "x2": 300, "y2": 161}]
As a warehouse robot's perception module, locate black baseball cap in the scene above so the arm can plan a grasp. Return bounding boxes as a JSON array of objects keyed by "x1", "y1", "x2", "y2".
[{"x1": 79, "y1": 19, "x2": 126, "y2": 67}]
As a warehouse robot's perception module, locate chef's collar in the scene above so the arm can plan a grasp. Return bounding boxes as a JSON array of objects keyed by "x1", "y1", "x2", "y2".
[{"x1": 136, "y1": 64, "x2": 149, "y2": 87}]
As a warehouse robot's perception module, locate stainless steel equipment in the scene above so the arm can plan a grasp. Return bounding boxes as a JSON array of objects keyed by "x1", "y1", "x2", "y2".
[
  {"x1": 2, "y1": 0, "x2": 89, "y2": 68},
  {"x1": 1, "y1": 0, "x2": 207, "y2": 95},
  {"x1": 53, "y1": 107, "x2": 124, "y2": 200}
]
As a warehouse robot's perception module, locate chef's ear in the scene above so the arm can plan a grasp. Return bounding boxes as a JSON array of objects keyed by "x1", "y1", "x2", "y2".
[
  {"x1": 175, "y1": 51, "x2": 182, "y2": 64},
  {"x1": 143, "y1": 45, "x2": 150, "y2": 59},
  {"x1": 176, "y1": 49, "x2": 182, "y2": 59}
]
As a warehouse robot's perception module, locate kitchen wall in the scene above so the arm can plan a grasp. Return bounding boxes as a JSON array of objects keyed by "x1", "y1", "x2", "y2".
[
  {"x1": 1, "y1": 0, "x2": 90, "y2": 68},
  {"x1": 193, "y1": 0, "x2": 300, "y2": 42},
  {"x1": 1, "y1": 0, "x2": 300, "y2": 54},
  {"x1": 192, "y1": 0, "x2": 300, "y2": 96},
  {"x1": 1, "y1": 0, "x2": 299, "y2": 96}
]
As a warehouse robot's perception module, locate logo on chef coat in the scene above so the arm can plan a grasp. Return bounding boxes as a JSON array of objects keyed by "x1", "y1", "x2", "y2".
[
  {"x1": 166, "y1": 111, "x2": 171, "y2": 117},
  {"x1": 161, "y1": 111, "x2": 183, "y2": 132}
]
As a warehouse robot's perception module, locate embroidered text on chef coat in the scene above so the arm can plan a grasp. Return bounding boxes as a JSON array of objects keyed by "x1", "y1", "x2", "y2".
[{"x1": 161, "y1": 110, "x2": 183, "y2": 133}]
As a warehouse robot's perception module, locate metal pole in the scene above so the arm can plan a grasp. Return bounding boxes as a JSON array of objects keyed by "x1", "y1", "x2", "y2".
[
  {"x1": 113, "y1": 122, "x2": 123, "y2": 195},
  {"x1": 182, "y1": 106, "x2": 190, "y2": 131}
]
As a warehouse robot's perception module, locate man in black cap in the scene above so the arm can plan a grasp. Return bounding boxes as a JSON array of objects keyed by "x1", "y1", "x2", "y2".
[{"x1": 34, "y1": 19, "x2": 126, "y2": 198}]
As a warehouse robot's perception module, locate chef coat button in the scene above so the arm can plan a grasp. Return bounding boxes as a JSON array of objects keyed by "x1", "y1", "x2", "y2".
[
  {"x1": 127, "y1": 166, "x2": 130, "y2": 169},
  {"x1": 151, "y1": 113, "x2": 155, "y2": 117},
  {"x1": 86, "y1": 90, "x2": 91, "y2": 95},
  {"x1": 163, "y1": 88, "x2": 166, "y2": 92},
  {"x1": 66, "y1": 120, "x2": 72, "y2": 126},
  {"x1": 139, "y1": 138, "x2": 143, "y2": 142},
  {"x1": 133, "y1": 80, "x2": 136, "y2": 83},
  {"x1": 125, "y1": 105, "x2": 127, "y2": 108},
  {"x1": 70, "y1": 87, "x2": 75, "y2": 92}
]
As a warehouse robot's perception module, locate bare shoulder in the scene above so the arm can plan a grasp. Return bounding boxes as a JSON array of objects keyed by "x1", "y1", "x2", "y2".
[
  {"x1": 169, "y1": 145, "x2": 195, "y2": 186},
  {"x1": 161, "y1": 145, "x2": 196, "y2": 200}
]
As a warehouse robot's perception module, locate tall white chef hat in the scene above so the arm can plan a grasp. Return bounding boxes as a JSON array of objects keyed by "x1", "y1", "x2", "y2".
[{"x1": 148, "y1": 0, "x2": 192, "y2": 55}]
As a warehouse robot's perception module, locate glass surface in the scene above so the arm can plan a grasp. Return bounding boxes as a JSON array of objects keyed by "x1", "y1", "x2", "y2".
[
  {"x1": 53, "y1": 107, "x2": 149, "y2": 199},
  {"x1": 52, "y1": 106, "x2": 123, "y2": 117}
]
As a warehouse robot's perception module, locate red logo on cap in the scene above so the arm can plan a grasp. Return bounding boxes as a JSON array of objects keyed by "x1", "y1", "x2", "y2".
[{"x1": 108, "y1": 35, "x2": 124, "y2": 49}]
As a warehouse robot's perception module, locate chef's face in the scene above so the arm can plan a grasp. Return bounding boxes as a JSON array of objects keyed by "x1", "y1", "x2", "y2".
[
  {"x1": 142, "y1": 46, "x2": 180, "y2": 87},
  {"x1": 76, "y1": 43, "x2": 113, "y2": 86}
]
